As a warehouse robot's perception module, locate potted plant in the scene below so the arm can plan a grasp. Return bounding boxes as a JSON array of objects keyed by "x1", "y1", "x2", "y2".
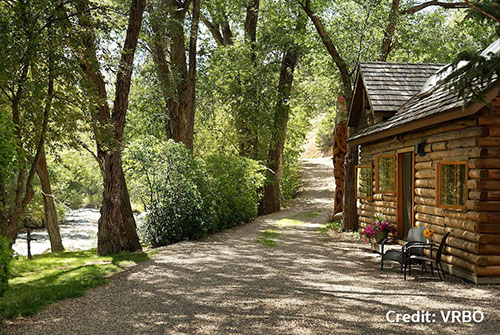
[{"x1": 362, "y1": 216, "x2": 396, "y2": 244}]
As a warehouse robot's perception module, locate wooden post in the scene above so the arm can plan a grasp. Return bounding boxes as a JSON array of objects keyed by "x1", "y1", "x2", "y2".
[
  {"x1": 343, "y1": 129, "x2": 359, "y2": 231},
  {"x1": 27, "y1": 228, "x2": 33, "y2": 260},
  {"x1": 333, "y1": 123, "x2": 347, "y2": 214}
]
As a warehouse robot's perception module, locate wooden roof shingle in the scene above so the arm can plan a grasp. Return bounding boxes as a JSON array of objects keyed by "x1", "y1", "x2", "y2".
[
  {"x1": 359, "y1": 62, "x2": 444, "y2": 113},
  {"x1": 348, "y1": 38, "x2": 500, "y2": 144}
]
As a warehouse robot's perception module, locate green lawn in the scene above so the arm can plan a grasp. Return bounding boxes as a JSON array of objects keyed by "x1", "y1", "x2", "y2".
[{"x1": 0, "y1": 249, "x2": 154, "y2": 320}]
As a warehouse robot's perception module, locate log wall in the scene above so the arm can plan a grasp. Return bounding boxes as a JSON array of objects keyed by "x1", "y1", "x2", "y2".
[{"x1": 357, "y1": 95, "x2": 500, "y2": 283}]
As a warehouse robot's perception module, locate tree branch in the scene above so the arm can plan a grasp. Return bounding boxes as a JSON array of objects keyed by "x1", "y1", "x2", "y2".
[
  {"x1": 400, "y1": 1, "x2": 468, "y2": 15},
  {"x1": 465, "y1": 0, "x2": 500, "y2": 23},
  {"x1": 298, "y1": 0, "x2": 352, "y2": 105},
  {"x1": 200, "y1": 13, "x2": 225, "y2": 45},
  {"x1": 380, "y1": 0, "x2": 400, "y2": 61}
]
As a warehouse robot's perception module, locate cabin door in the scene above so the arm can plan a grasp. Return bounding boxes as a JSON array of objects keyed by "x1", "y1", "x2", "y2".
[{"x1": 398, "y1": 151, "x2": 414, "y2": 239}]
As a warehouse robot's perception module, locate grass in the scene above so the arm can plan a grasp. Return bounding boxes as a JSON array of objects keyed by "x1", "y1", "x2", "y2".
[
  {"x1": 318, "y1": 221, "x2": 342, "y2": 233},
  {"x1": 256, "y1": 237, "x2": 278, "y2": 247},
  {"x1": 287, "y1": 212, "x2": 320, "y2": 220},
  {"x1": 256, "y1": 228, "x2": 281, "y2": 247},
  {"x1": 0, "y1": 249, "x2": 154, "y2": 320},
  {"x1": 275, "y1": 218, "x2": 302, "y2": 227},
  {"x1": 256, "y1": 211, "x2": 320, "y2": 247}
]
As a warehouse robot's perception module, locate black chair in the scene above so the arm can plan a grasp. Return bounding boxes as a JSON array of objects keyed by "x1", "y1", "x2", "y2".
[
  {"x1": 404, "y1": 231, "x2": 451, "y2": 281},
  {"x1": 380, "y1": 226, "x2": 427, "y2": 272}
]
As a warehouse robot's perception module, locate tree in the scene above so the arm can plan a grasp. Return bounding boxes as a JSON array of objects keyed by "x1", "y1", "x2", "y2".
[
  {"x1": 298, "y1": 0, "x2": 495, "y2": 231},
  {"x1": 198, "y1": 0, "x2": 263, "y2": 159},
  {"x1": 147, "y1": 0, "x2": 200, "y2": 151},
  {"x1": 0, "y1": 0, "x2": 64, "y2": 248},
  {"x1": 259, "y1": 4, "x2": 307, "y2": 214},
  {"x1": 260, "y1": 47, "x2": 301, "y2": 214},
  {"x1": 75, "y1": 0, "x2": 145, "y2": 255},
  {"x1": 36, "y1": 146, "x2": 64, "y2": 251}
]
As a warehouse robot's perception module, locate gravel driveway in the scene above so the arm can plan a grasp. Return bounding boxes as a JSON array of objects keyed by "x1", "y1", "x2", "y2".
[{"x1": 3, "y1": 158, "x2": 500, "y2": 335}]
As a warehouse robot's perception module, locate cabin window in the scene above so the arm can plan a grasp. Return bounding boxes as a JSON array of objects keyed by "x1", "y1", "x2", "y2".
[
  {"x1": 376, "y1": 155, "x2": 396, "y2": 193},
  {"x1": 355, "y1": 165, "x2": 372, "y2": 199},
  {"x1": 437, "y1": 161, "x2": 467, "y2": 209}
]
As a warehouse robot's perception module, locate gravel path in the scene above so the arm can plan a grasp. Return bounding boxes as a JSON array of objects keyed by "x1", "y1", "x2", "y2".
[{"x1": 3, "y1": 158, "x2": 500, "y2": 334}]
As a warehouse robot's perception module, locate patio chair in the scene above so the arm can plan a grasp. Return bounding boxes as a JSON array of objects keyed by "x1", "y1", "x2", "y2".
[
  {"x1": 380, "y1": 226, "x2": 427, "y2": 272},
  {"x1": 404, "y1": 231, "x2": 451, "y2": 281}
]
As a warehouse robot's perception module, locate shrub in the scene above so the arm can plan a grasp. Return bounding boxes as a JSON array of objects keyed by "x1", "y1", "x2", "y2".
[
  {"x1": 127, "y1": 138, "x2": 266, "y2": 247},
  {"x1": 142, "y1": 140, "x2": 211, "y2": 247},
  {"x1": 0, "y1": 237, "x2": 13, "y2": 297},
  {"x1": 204, "y1": 153, "x2": 265, "y2": 231}
]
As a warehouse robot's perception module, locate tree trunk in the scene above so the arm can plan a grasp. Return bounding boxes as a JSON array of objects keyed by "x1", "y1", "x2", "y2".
[
  {"x1": 187, "y1": 0, "x2": 200, "y2": 147},
  {"x1": 343, "y1": 139, "x2": 358, "y2": 231},
  {"x1": 379, "y1": 0, "x2": 400, "y2": 61},
  {"x1": 167, "y1": 0, "x2": 193, "y2": 151},
  {"x1": 260, "y1": 47, "x2": 300, "y2": 215},
  {"x1": 237, "y1": 0, "x2": 260, "y2": 159},
  {"x1": 76, "y1": 0, "x2": 145, "y2": 255},
  {"x1": 98, "y1": 148, "x2": 141, "y2": 254},
  {"x1": 300, "y1": 0, "x2": 352, "y2": 102},
  {"x1": 36, "y1": 145, "x2": 64, "y2": 252},
  {"x1": 149, "y1": 14, "x2": 173, "y2": 139},
  {"x1": 244, "y1": 0, "x2": 259, "y2": 46}
]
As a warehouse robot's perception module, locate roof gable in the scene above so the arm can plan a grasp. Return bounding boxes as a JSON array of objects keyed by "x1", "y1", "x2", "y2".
[
  {"x1": 348, "y1": 62, "x2": 444, "y2": 127},
  {"x1": 349, "y1": 38, "x2": 500, "y2": 145}
]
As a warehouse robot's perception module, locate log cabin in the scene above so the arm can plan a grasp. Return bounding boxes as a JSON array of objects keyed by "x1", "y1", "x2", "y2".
[{"x1": 347, "y1": 38, "x2": 500, "y2": 284}]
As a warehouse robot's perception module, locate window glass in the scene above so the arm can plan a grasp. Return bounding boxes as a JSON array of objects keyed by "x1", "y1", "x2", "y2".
[
  {"x1": 377, "y1": 156, "x2": 395, "y2": 192},
  {"x1": 440, "y1": 163, "x2": 466, "y2": 207}
]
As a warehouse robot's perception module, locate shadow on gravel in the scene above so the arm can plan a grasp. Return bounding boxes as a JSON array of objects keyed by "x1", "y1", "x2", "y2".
[{"x1": 3, "y1": 158, "x2": 500, "y2": 335}]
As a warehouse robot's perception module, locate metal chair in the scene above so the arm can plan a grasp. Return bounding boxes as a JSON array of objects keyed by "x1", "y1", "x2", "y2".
[
  {"x1": 380, "y1": 226, "x2": 427, "y2": 272},
  {"x1": 404, "y1": 231, "x2": 451, "y2": 281}
]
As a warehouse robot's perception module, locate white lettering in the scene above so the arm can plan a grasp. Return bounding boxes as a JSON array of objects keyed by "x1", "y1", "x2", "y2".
[
  {"x1": 386, "y1": 311, "x2": 396, "y2": 323},
  {"x1": 451, "y1": 311, "x2": 462, "y2": 323},
  {"x1": 473, "y1": 311, "x2": 485, "y2": 323},
  {"x1": 441, "y1": 311, "x2": 451, "y2": 322}
]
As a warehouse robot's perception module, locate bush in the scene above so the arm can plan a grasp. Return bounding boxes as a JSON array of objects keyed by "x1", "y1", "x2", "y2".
[
  {"x1": 126, "y1": 138, "x2": 266, "y2": 247},
  {"x1": 142, "y1": 140, "x2": 211, "y2": 247},
  {"x1": 0, "y1": 237, "x2": 13, "y2": 297},
  {"x1": 204, "y1": 153, "x2": 265, "y2": 231}
]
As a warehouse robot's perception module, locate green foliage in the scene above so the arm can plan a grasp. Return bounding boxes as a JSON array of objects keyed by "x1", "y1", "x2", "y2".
[
  {"x1": 281, "y1": 108, "x2": 310, "y2": 201},
  {"x1": 128, "y1": 139, "x2": 265, "y2": 247},
  {"x1": 0, "y1": 237, "x2": 13, "y2": 298},
  {"x1": 315, "y1": 112, "x2": 337, "y2": 153},
  {"x1": 141, "y1": 140, "x2": 209, "y2": 247},
  {"x1": 0, "y1": 249, "x2": 152, "y2": 320},
  {"x1": 47, "y1": 148, "x2": 102, "y2": 209},
  {"x1": 0, "y1": 110, "x2": 19, "y2": 185},
  {"x1": 441, "y1": 5, "x2": 499, "y2": 101},
  {"x1": 393, "y1": 9, "x2": 497, "y2": 63},
  {"x1": 204, "y1": 153, "x2": 265, "y2": 231},
  {"x1": 318, "y1": 221, "x2": 342, "y2": 233}
]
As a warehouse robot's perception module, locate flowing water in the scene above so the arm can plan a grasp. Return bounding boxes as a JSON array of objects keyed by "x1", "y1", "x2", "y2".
[{"x1": 12, "y1": 208, "x2": 100, "y2": 256}]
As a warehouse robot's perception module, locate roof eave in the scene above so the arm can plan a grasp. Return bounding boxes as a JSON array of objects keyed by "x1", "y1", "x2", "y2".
[{"x1": 347, "y1": 84, "x2": 500, "y2": 146}]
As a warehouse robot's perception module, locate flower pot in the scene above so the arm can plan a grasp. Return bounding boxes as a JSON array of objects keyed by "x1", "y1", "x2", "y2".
[{"x1": 374, "y1": 231, "x2": 389, "y2": 244}]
